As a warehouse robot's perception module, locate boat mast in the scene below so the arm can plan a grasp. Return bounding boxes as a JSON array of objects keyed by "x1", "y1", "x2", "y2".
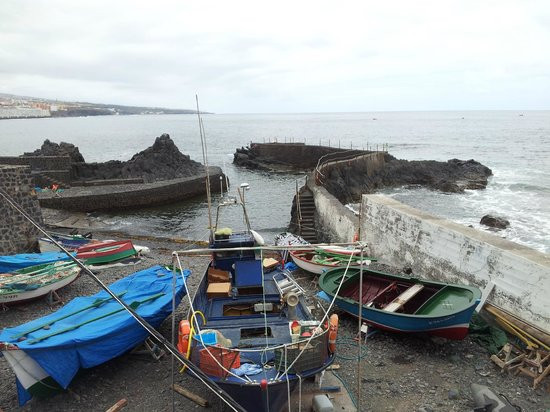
[{"x1": 195, "y1": 94, "x2": 214, "y2": 239}]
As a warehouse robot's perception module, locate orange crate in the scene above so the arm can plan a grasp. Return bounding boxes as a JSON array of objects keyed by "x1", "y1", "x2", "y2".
[{"x1": 199, "y1": 346, "x2": 241, "y2": 378}]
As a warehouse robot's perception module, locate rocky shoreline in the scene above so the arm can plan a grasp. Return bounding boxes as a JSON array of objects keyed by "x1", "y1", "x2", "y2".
[
  {"x1": 0, "y1": 233, "x2": 546, "y2": 411},
  {"x1": 323, "y1": 154, "x2": 493, "y2": 204}
]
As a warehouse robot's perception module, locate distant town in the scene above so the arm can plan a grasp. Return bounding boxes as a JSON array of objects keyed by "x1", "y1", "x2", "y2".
[{"x1": 0, "y1": 93, "x2": 198, "y2": 119}]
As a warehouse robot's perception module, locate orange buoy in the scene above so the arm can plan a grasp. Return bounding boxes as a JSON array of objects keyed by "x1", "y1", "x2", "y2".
[
  {"x1": 328, "y1": 313, "x2": 339, "y2": 353},
  {"x1": 177, "y1": 320, "x2": 191, "y2": 355}
]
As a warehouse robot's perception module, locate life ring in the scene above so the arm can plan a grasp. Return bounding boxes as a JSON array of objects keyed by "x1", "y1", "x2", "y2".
[
  {"x1": 328, "y1": 313, "x2": 338, "y2": 353},
  {"x1": 177, "y1": 320, "x2": 191, "y2": 355}
]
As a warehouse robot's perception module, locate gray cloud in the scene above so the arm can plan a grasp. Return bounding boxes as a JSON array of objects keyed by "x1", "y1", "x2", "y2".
[{"x1": 1, "y1": 0, "x2": 549, "y2": 112}]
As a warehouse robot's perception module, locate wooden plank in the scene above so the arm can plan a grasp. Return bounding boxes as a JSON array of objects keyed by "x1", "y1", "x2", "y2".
[
  {"x1": 171, "y1": 384, "x2": 209, "y2": 407},
  {"x1": 383, "y1": 284, "x2": 424, "y2": 313},
  {"x1": 105, "y1": 399, "x2": 128, "y2": 412}
]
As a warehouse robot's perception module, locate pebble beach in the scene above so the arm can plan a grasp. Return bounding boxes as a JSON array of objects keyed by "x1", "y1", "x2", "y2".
[{"x1": 1, "y1": 234, "x2": 548, "y2": 411}]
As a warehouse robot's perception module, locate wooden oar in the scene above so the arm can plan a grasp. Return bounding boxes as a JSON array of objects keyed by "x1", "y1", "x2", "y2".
[
  {"x1": 11, "y1": 291, "x2": 128, "y2": 340},
  {"x1": 27, "y1": 292, "x2": 165, "y2": 344}
]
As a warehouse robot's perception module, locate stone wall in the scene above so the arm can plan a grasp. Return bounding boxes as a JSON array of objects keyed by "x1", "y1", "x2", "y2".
[
  {"x1": 38, "y1": 167, "x2": 226, "y2": 212},
  {"x1": 235, "y1": 143, "x2": 365, "y2": 171},
  {"x1": 0, "y1": 156, "x2": 72, "y2": 171},
  {"x1": 0, "y1": 156, "x2": 72, "y2": 185},
  {"x1": 0, "y1": 165, "x2": 43, "y2": 254},
  {"x1": 361, "y1": 194, "x2": 550, "y2": 334}
]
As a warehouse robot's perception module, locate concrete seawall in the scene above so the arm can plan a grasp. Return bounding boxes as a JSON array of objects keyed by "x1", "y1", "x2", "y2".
[
  {"x1": 360, "y1": 194, "x2": 550, "y2": 334},
  {"x1": 38, "y1": 167, "x2": 224, "y2": 212}
]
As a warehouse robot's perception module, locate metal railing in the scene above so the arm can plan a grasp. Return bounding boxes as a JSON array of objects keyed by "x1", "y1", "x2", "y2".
[{"x1": 314, "y1": 145, "x2": 389, "y2": 186}]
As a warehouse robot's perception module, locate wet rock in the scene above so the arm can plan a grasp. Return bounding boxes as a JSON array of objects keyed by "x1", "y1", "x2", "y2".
[
  {"x1": 448, "y1": 388, "x2": 460, "y2": 400},
  {"x1": 480, "y1": 214, "x2": 510, "y2": 229}
]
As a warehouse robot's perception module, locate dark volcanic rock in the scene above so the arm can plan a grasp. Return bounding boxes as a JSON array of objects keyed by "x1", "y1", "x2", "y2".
[
  {"x1": 24, "y1": 139, "x2": 85, "y2": 163},
  {"x1": 26, "y1": 134, "x2": 204, "y2": 183},
  {"x1": 73, "y1": 134, "x2": 203, "y2": 182},
  {"x1": 480, "y1": 214, "x2": 510, "y2": 229},
  {"x1": 323, "y1": 154, "x2": 492, "y2": 203}
]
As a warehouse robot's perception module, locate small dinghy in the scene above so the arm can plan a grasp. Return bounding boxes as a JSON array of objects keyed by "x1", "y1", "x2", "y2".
[
  {"x1": 76, "y1": 240, "x2": 137, "y2": 265},
  {"x1": 319, "y1": 266, "x2": 481, "y2": 340},
  {"x1": 0, "y1": 261, "x2": 81, "y2": 304},
  {"x1": 290, "y1": 248, "x2": 375, "y2": 275},
  {"x1": 0, "y1": 265, "x2": 189, "y2": 405}
]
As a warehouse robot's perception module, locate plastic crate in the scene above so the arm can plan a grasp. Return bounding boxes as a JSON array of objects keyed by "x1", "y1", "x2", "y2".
[
  {"x1": 199, "y1": 346, "x2": 241, "y2": 378},
  {"x1": 274, "y1": 334, "x2": 328, "y2": 374}
]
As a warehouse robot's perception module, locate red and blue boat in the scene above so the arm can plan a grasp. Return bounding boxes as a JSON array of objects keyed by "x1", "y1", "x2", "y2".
[{"x1": 319, "y1": 266, "x2": 481, "y2": 340}]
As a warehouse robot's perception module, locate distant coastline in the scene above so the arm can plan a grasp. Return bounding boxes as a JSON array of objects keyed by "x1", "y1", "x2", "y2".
[{"x1": 0, "y1": 92, "x2": 204, "y2": 120}]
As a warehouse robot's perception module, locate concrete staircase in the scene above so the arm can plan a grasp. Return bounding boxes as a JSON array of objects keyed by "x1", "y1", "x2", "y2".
[{"x1": 297, "y1": 190, "x2": 318, "y2": 243}]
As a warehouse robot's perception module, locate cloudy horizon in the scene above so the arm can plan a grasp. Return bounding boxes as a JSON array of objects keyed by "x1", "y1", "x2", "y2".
[{"x1": 1, "y1": 1, "x2": 549, "y2": 113}]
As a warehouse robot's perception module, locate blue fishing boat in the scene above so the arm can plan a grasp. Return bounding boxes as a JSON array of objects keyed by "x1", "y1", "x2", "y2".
[
  {"x1": 0, "y1": 265, "x2": 189, "y2": 405},
  {"x1": 0, "y1": 251, "x2": 72, "y2": 273},
  {"x1": 319, "y1": 266, "x2": 481, "y2": 340},
  {"x1": 180, "y1": 194, "x2": 335, "y2": 412}
]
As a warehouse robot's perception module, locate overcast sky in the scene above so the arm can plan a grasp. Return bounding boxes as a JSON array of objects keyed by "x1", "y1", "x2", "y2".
[{"x1": 1, "y1": 1, "x2": 549, "y2": 113}]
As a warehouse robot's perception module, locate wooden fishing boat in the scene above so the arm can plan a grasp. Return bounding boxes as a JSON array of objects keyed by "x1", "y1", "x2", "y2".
[
  {"x1": 38, "y1": 233, "x2": 93, "y2": 252},
  {"x1": 290, "y1": 248, "x2": 375, "y2": 275},
  {"x1": 40, "y1": 234, "x2": 151, "y2": 256},
  {"x1": 182, "y1": 195, "x2": 335, "y2": 412},
  {"x1": 76, "y1": 240, "x2": 137, "y2": 265},
  {"x1": 0, "y1": 265, "x2": 188, "y2": 405},
  {"x1": 319, "y1": 267, "x2": 481, "y2": 340},
  {"x1": 0, "y1": 261, "x2": 81, "y2": 304}
]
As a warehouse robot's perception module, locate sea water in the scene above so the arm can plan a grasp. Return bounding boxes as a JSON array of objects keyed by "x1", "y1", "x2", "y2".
[{"x1": 0, "y1": 111, "x2": 548, "y2": 253}]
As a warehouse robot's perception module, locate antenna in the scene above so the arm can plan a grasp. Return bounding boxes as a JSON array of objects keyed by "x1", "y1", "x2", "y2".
[{"x1": 195, "y1": 95, "x2": 213, "y2": 238}]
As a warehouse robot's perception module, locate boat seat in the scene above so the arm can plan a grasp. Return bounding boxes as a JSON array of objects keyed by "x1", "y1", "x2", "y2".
[
  {"x1": 366, "y1": 281, "x2": 397, "y2": 306},
  {"x1": 383, "y1": 284, "x2": 424, "y2": 313}
]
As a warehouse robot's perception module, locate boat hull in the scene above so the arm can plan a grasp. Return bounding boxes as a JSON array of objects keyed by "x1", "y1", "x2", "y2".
[
  {"x1": 0, "y1": 271, "x2": 79, "y2": 304},
  {"x1": 319, "y1": 267, "x2": 481, "y2": 340},
  {"x1": 290, "y1": 252, "x2": 332, "y2": 275},
  {"x1": 330, "y1": 293, "x2": 475, "y2": 340},
  {"x1": 76, "y1": 240, "x2": 136, "y2": 265}
]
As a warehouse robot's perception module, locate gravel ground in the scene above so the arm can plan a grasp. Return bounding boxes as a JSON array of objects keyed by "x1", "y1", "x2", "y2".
[{"x1": 1, "y1": 235, "x2": 549, "y2": 412}]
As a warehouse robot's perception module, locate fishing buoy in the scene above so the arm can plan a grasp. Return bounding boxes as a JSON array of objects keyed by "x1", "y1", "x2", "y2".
[
  {"x1": 250, "y1": 229, "x2": 265, "y2": 246},
  {"x1": 328, "y1": 314, "x2": 339, "y2": 353},
  {"x1": 177, "y1": 320, "x2": 191, "y2": 355}
]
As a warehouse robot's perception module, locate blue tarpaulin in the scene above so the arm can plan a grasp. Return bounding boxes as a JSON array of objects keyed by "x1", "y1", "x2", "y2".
[
  {"x1": 0, "y1": 252, "x2": 73, "y2": 273},
  {"x1": 0, "y1": 265, "x2": 189, "y2": 405}
]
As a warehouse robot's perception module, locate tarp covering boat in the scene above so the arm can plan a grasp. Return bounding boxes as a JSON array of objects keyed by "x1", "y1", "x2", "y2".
[
  {"x1": 0, "y1": 265, "x2": 189, "y2": 405},
  {"x1": 0, "y1": 252, "x2": 73, "y2": 273}
]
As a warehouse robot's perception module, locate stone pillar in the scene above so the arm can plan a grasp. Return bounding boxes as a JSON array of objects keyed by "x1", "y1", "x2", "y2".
[{"x1": 0, "y1": 165, "x2": 44, "y2": 254}]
